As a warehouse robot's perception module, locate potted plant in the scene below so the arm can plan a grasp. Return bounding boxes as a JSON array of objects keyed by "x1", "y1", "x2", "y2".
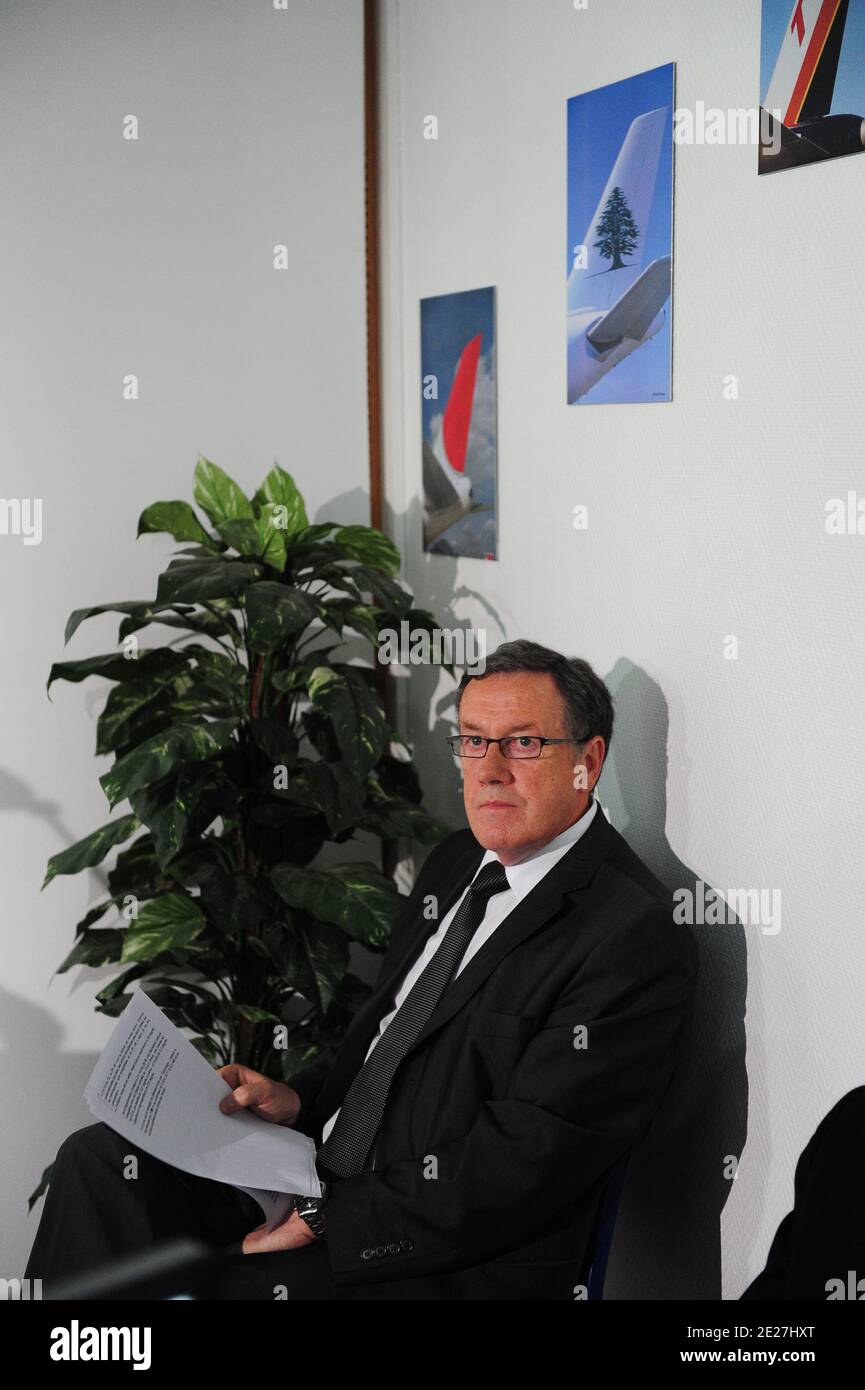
[{"x1": 29, "y1": 455, "x2": 451, "y2": 1208}]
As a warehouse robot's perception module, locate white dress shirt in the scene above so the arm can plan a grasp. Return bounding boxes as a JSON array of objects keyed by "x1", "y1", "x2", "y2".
[{"x1": 320, "y1": 797, "x2": 599, "y2": 1147}]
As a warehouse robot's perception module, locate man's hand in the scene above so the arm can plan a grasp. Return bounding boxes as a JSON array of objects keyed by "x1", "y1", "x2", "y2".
[
  {"x1": 215, "y1": 1063, "x2": 301, "y2": 1127},
  {"x1": 242, "y1": 1208, "x2": 318, "y2": 1254}
]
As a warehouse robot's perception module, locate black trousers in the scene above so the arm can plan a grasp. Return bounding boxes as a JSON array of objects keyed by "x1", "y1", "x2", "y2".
[{"x1": 24, "y1": 1121, "x2": 357, "y2": 1300}]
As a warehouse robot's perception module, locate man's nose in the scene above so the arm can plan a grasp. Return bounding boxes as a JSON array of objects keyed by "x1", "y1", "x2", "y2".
[{"x1": 478, "y1": 744, "x2": 513, "y2": 778}]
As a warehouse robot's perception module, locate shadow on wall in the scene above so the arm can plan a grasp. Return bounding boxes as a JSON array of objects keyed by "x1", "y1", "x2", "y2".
[
  {"x1": 599, "y1": 660, "x2": 748, "y2": 1300},
  {"x1": 0, "y1": 983, "x2": 99, "y2": 1272}
]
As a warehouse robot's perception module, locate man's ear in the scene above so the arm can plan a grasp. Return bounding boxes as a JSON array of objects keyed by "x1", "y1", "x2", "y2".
[{"x1": 587, "y1": 735, "x2": 606, "y2": 791}]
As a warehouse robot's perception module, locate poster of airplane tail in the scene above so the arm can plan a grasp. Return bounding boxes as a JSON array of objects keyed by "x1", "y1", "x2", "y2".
[
  {"x1": 567, "y1": 63, "x2": 674, "y2": 405},
  {"x1": 759, "y1": 0, "x2": 865, "y2": 173},
  {"x1": 420, "y1": 286, "x2": 497, "y2": 559}
]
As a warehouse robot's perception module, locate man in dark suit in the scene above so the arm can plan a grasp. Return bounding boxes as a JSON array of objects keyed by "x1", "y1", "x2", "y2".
[{"x1": 26, "y1": 639, "x2": 698, "y2": 1300}]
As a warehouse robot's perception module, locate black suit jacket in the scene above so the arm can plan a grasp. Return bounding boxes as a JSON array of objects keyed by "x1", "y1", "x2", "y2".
[
  {"x1": 288, "y1": 808, "x2": 699, "y2": 1299},
  {"x1": 740, "y1": 1086, "x2": 865, "y2": 1300}
]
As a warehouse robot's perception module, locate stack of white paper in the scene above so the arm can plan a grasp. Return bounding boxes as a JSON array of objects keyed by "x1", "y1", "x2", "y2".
[{"x1": 84, "y1": 988, "x2": 321, "y2": 1232}]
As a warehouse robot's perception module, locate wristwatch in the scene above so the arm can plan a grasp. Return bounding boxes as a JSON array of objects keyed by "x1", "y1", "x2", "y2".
[{"x1": 294, "y1": 1181, "x2": 328, "y2": 1239}]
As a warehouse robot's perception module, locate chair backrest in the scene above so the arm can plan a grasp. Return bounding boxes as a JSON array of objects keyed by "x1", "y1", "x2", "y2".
[{"x1": 586, "y1": 1152, "x2": 631, "y2": 1300}]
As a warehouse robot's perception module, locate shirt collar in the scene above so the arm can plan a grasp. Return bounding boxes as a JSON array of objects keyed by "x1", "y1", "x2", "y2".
[{"x1": 477, "y1": 797, "x2": 599, "y2": 903}]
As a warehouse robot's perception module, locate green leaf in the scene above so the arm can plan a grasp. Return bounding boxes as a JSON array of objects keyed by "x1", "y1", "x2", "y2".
[
  {"x1": 376, "y1": 747, "x2": 424, "y2": 804},
  {"x1": 245, "y1": 583, "x2": 319, "y2": 653},
  {"x1": 192, "y1": 648, "x2": 247, "y2": 688},
  {"x1": 137, "y1": 501, "x2": 218, "y2": 548},
  {"x1": 307, "y1": 666, "x2": 386, "y2": 781},
  {"x1": 332, "y1": 525, "x2": 401, "y2": 577},
  {"x1": 193, "y1": 456, "x2": 254, "y2": 528},
  {"x1": 307, "y1": 667, "x2": 354, "y2": 754},
  {"x1": 340, "y1": 564, "x2": 412, "y2": 617},
  {"x1": 288, "y1": 522, "x2": 339, "y2": 549},
  {"x1": 129, "y1": 764, "x2": 218, "y2": 868},
  {"x1": 199, "y1": 872, "x2": 278, "y2": 941},
  {"x1": 117, "y1": 606, "x2": 241, "y2": 645},
  {"x1": 43, "y1": 814, "x2": 140, "y2": 888},
  {"x1": 57, "y1": 928, "x2": 124, "y2": 973},
  {"x1": 48, "y1": 648, "x2": 188, "y2": 694},
  {"x1": 280, "y1": 920, "x2": 350, "y2": 1014},
  {"x1": 75, "y1": 899, "x2": 114, "y2": 932},
  {"x1": 250, "y1": 717, "x2": 299, "y2": 769},
  {"x1": 107, "y1": 834, "x2": 160, "y2": 900},
  {"x1": 257, "y1": 504, "x2": 288, "y2": 569},
  {"x1": 95, "y1": 673, "x2": 183, "y2": 756},
  {"x1": 64, "y1": 601, "x2": 161, "y2": 646},
  {"x1": 189, "y1": 1035, "x2": 221, "y2": 1063},
  {"x1": 120, "y1": 893, "x2": 206, "y2": 962},
  {"x1": 251, "y1": 465, "x2": 309, "y2": 537},
  {"x1": 233, "y1": 1003, "x2": 282, "y2": 1024},
  {"x1": 99, "y1": 718, "x2": 238, "y2": 809},
  {"x1": 319, "y1": 598, "x2": 382, "y2": 645},
  {"x1": 360, "y1": 797, "x2": 451, "y2": 843},
  {"x1": 141, "y1": 987, "x2": 217, "y2": 1032},
  {"x1": 271, "y1": 860, "x2": 398, "y2": 947},
  {"x1": 96, "y1": 962, "x2": 151, "y2": 1005},
  {"x1": 155, "y1": 557, "x2": 261, "y2": 606},
  {"x1": 218, "y1": 518, "x2": 262, "y2": 556},
  {"x1": 270, "y1": 663, "x2": 316, "y2": 695},
  {"x1": 297, "y1": 762, "x2": 363, "y2": 835},
  {"x1": 98, "y1": 695, "x2": 181, "y2": 759}
]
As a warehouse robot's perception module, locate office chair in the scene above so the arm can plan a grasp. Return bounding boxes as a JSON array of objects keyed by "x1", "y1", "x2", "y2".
[{"x1": 585, "y1": 1152, "x2": 631, "y2": 1300}]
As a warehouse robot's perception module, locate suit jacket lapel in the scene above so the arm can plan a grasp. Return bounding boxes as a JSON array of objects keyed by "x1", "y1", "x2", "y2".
[
  {"x1": 406, "y1": 807, "x2": 618, "y2": 1056},
  {"x1": 314, "y1": 808, "x2": 619, "y2": 1128}
]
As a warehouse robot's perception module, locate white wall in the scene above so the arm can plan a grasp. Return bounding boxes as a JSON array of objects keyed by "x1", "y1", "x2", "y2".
[
  {"x1": 0, "y1": 0, "x2": 367, "y2": 1271},
  {"x1": 377, "y1": 0, "x2": 865, "y2": 1298}
]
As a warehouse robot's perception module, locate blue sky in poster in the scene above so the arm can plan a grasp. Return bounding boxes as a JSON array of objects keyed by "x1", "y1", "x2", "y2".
[
  {"x1": 760, "y1": 0, "x2": 865, "y2": 111},
  {"x1": 566, "y1": 63, "x2": 674, "y2": 404}
]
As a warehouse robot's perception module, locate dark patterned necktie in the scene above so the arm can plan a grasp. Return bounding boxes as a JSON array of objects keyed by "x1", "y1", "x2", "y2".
[{"x1": 316, "y1": 859, "x2": 510, "y2": 1179}]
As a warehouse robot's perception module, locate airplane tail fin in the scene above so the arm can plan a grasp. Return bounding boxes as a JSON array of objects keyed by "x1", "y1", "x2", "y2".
[
  {"x1": 423, "y1": 332, "x2": 481, "y2": 532},
  {"x1": 764, "y1": 0, "x2": 849, "y2": 126},
  {"x1": 436, "y1": 333, "x2": 482, "y2": 474},
  {"x1": 568, "y1": 106, "x2": 667, "y2": 313}
]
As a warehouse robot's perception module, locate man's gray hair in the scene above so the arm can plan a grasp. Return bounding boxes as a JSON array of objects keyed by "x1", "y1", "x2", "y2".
[{"x1": 455, "y1": 639, "x2": 614, "y2": 751}]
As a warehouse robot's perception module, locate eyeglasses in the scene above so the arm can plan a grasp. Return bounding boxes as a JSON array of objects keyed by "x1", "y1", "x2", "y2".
[{"x1": 446, "y1": 734, "x2": 588, "y2": 760}]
